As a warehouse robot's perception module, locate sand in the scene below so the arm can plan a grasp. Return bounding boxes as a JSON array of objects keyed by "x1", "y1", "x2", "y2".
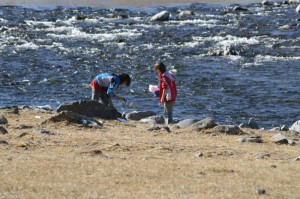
[
  {"x1": 0, "y1": 108, "x2": 300, "y2": 198},
  {"x1": 1, "y1": 0, "x2": 264, "y2": 7}
]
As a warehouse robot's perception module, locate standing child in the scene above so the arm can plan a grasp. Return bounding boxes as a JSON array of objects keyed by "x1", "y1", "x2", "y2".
[
  {"x1": 154, "y1": 62, "x2": 177, "y2": 124},
  {"x1": 90, "y1": 73, "x2": 131, "y2": 107}
]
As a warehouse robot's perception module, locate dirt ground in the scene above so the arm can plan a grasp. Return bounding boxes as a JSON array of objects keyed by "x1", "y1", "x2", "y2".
[{"x1": 1, "y1": 108, "x2": 300, "y2": 199}]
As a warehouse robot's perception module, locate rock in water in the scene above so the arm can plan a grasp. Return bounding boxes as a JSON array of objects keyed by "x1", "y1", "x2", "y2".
[
  {"x1": 296, "y1": 5, "x2": 300, "y2": 13},
  {"x1": 178, "y1": 10, "x2": 194, "y2": 20},
  {"x1": 150, "y1": 11, "x2": 170, "y2": 21},
  {"x1": 57, "y1": 100, "x2": 121, "y2": 120},
  {"x1": 290, "y1": 120, "x2": 300, "y2": 133}
]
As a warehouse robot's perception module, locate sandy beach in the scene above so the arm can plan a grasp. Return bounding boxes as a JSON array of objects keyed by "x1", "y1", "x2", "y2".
[
  {"x1": 1, "y1": 107, "x2": 300, "y2": 198},
  {"x1": 0, "y1": 0, "x2": 264, "y2": 7}
]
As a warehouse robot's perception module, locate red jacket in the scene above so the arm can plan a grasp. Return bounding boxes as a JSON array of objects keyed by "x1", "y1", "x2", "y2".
[{"x1": 159, "y1": 71, "x2": 177, "y2": 102}]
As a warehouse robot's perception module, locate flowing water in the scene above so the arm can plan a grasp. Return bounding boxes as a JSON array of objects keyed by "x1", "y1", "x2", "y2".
[{"x1": 0, "y1": 2, "x2": 299, "y2": 127}]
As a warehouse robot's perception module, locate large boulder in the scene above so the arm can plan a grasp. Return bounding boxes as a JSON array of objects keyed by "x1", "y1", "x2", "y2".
[
  {"x1": 126, "y1": 111, "x2": 156, "y2": 121},
  {"x1": 191, "y1": 117, "x2": 218, "y2": 131},
  {"x1": 150, "y1": 11, "x2": 170, "y2": 21},
  {"x1": 290, "y1": 120, "x2": 300, "y2": 133},
  {"x1": 57, "y1": 100, "x2": 121, "y2": 120}
]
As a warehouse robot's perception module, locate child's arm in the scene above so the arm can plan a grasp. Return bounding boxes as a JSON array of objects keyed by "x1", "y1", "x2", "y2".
[{"x1": 160, "y1": 88, "x2": 166, "y2": 103}]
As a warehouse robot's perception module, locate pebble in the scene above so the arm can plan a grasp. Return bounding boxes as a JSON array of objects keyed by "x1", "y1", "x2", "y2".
[
  {"x1": 0, "y1": 140, "x2": 9, "y2": 145},
  {"x1": 255, "y1": 152, "x2": 271, "y2": 159},
  {"x1": 0, "y1": 126, "x2": 8, "y2": 134},
  {"x1": 256, "y1": 188, "x2": 266, "y2": 195},
  {"x1": 0, "y1": 116, "x2": 8, "y2": 124}
]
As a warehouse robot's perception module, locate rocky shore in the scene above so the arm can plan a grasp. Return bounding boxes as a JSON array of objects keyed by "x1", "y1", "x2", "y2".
[{"x1": 1, "y1": 100, "x2": 300, "y2": 198}]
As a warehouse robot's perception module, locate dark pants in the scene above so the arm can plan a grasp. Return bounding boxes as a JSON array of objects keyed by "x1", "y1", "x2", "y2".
[
  {"x1": 164, "y1": 101, "x2": 174, "y2": 124},
  {"x1": 91, "y1": 88, "x2": 109, "y2": 106}
]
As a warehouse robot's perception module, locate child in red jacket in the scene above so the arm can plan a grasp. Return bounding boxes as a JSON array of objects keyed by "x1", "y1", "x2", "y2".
[{"x1": 154, "y1": 62, "x2": 177, "y2": 124}]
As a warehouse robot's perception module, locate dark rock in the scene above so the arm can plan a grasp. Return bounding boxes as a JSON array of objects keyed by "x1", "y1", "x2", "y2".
[
  {"x1": 17, "y1": 125, "x2": 34, "y2": 129},
  {"x1": 0, "y1": 140, "x2": 9, "y2": 145},
  {"x1": 126, "y1": 111, "x2": 156, "y2": 121},
  {"x1": 239, "y1": 118, "x2": 259, "y2": 129},
  {"x1": 150, "y1": 11, "x2": 170, "y2": 21},
  {"x1": 262, "y1": 0, "x2": 273, "y2": 6},
  {"x1": 191, "y1": 117, "x2": 218, "y2": 131},
  {"x1": 76, "y1": 15, "x2": 88, "y2": 20},
  {"x1": 147, "y1": 126, "x2": 161, "y2": 131},
  {"x1": 0, "y1": 116, "x2": 8, "y2": 124},
  {"x1": 233, "y1": 6, "x2": 248, "y2": 11},
  {"x1": 270, "y1": 133, "x2": 289, "y2": 144},
  {"x1": 57, "y1": 100, "x2": 121, "y2": 120},
  {"x1": 0, "y1": 126, "x2": 8, "y2": 134},
  {"x1": 212, "y1": 125, "x2": 244, "y2": 135},
  {"x1": 0, "y1": 106, "x2": 19, "y2": 114},
  {"x1": 256, "y1": 188, "x2": 266, "y2": 195},
  {"x1": 140, "y1": 115, "x2": 165, "y2": 125},
  {"x1": 162, "y1": 126, "x2": 171, "y2": 133},
  {"x1": 44, "y1": 111, "x2": 102, "y2": 126},
  {"x1": 19, "y1": 132, "x2": 29, "y2": 138}
]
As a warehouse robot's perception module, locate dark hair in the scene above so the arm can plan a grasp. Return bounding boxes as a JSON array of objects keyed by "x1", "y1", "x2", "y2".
[
  {"x1": 119, "y1": 73, "x2": 131, "y2": 86},
  {"x1": 154, "y1": 62, "x2": 166, "y2": 73}
]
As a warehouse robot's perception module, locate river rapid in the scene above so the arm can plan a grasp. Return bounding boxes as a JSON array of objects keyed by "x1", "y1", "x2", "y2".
[{"x1": 0, "y1": 1, "x2": 299, "y2": 128}]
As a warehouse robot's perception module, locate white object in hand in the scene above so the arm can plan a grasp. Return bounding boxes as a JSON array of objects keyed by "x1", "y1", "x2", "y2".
[{"x1": 149, "y1": 85, "x2": 159, "y2": 93}]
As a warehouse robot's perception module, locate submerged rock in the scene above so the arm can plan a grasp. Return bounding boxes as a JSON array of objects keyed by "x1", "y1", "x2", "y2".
[
  {"x1": 297, "y1": 5, "x2": 300, "y2": 13},
  {"x1": 150, "y1": 11, "x2": 170, "y2": 21},
  {"x1": 178, "y1": 10, "x2": 194, "y2": 20},
  {"x1": 57, "y1": 100, "x2": 121, "y2": 120},
  {"x1": 233, "y1": 6, "x2": 248, "y2": 11}
]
